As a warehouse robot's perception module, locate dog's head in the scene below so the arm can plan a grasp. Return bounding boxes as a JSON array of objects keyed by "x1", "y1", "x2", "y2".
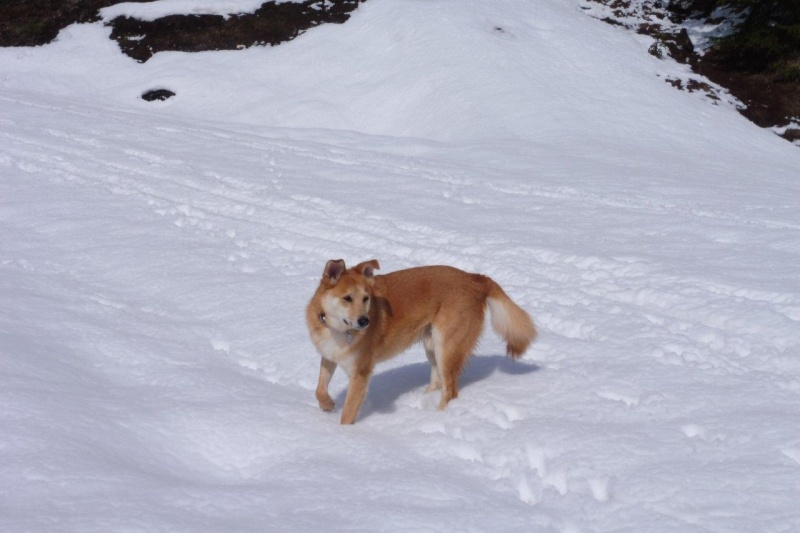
[{"x1": 317, "y1": 259, "x2": 379, "y2": 333}]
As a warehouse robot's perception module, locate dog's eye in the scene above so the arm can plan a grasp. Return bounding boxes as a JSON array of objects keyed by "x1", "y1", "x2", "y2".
[
  {"x1": 343, "y1": 295, "x2": 353, "y2": 303},
  {"x1": 363, "y1": 296, "x2": 370, "y2": 303}
]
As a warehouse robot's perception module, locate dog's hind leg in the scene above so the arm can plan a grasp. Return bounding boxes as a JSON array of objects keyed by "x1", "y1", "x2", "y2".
[
  {"x1": 422, "y1": 327, "x2": 442, "y2": 393},
  {"x1": 433, "y1": 311, "x2": 484, "y2": 410}
]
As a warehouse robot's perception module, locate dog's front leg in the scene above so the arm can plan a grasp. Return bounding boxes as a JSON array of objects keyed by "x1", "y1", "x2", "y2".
[
  {"x1": 340, "y1": 364, "x2": 372, "y2": 425},
  {"x1": 316, "y1": 358, "x2": 337, "y2": 412}
]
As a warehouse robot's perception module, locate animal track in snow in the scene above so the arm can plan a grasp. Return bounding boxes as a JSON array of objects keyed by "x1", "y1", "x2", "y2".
[
  {"x1": 469, "y1": 401, "x2": 526, "y2": 430},
  {"x1": 596, "y1": 390, "x2": 640, "y2": 407},
  {"x1": 681, "y1": 424, "x2": 707, "y2": 439},
  {"x1": 681, "y1": 424, "x2": 726, "y2": 443},
  {"x1": 587, "y1": 477, "x2": 611, "y2": 502},
  {"x1": 210, "y1": 339, "x2": 231, "y2": 354},
  {"x1": 782, "y1": 449, "x2": 800, "y2": 466},
  {"x1": 525, "y1": 446, "x2": 568, "y2": 496}
]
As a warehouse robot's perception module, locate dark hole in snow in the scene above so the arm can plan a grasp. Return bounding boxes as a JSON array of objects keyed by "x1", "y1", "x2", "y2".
[{"x1": 142, "y1": 89, "x2": 175, "y2": 102}]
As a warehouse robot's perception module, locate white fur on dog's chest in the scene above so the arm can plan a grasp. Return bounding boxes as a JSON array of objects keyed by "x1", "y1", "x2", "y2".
[{"x1": 312, "y1": 329, "x2": 358, "y2": 374}]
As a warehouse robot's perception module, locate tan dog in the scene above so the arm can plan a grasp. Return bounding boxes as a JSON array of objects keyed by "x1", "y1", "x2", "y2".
[{"x1": 306, "y1": 259, "x2": 537, "y2": 424}]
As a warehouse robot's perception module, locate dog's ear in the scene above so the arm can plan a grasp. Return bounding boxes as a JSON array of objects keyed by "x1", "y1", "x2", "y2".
[
  {"x1": 322, "y1": 259, "x2": 346, "y2": 284},
  {"x1": 353, "y1": 259, "x2": 380, "y2": 279}
]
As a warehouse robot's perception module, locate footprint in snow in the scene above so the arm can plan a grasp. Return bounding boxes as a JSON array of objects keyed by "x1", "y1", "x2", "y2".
[
  {"x1": 781, "y1": 449, "x2": 800, "y2": 466},
  {"x1": 596, "y1": 390, "x2": 640, "y2": 407}
]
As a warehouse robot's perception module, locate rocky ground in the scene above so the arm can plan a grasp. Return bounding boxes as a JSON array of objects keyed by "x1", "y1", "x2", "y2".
[
  {"x1": 0, "y1": 1, "x2": 363, "y2": 62},
  {"x1": 581, "y1": 0, "x2": 800, "y2": 144}
]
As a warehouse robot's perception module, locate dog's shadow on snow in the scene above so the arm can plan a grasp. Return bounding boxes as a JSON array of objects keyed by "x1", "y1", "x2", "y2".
[{"x1": 333, "y1": 355, "x2": 540, "y2": 420}]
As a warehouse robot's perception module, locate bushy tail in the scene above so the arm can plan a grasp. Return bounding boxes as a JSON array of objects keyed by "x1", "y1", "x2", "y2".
[{"x1": 485, "y1": 278, "x2": 537, "y2": 359}]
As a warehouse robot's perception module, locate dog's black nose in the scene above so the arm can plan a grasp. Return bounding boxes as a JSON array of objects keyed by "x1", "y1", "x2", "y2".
[{"x1": 357, "y1": 316, "x2": 370, "y2": 328}]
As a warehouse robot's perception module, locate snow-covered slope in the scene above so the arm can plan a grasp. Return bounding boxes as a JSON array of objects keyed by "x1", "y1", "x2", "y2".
[{"x1": 2, "y1": 0, "x2": 800, "y2": 531}]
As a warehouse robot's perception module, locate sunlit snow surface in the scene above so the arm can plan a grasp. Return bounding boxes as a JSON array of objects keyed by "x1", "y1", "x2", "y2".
[
  {"x1": 2, "y1": 0, "x2": 800, "y2": 531},
  {"x1": 99, "y1": 0, "x2": 275, "y2": 22}
]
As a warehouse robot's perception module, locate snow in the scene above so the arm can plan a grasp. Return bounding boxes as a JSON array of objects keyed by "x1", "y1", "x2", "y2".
[
  {"x1": 100, "y1": 0, "x2": 292, "y2": 22},
  {"x1": 2, "y1": 0, "x2": 800, "y2": 531}
]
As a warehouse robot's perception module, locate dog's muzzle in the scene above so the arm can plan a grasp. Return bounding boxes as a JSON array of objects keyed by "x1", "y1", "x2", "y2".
[{"x1": 342, "y1": 316, "x2": 370, "y2": 330}]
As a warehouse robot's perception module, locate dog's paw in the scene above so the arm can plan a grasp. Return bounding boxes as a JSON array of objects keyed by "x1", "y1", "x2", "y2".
[{"x1": 316, "y1": 393, "x2": 335, "y2": 412}]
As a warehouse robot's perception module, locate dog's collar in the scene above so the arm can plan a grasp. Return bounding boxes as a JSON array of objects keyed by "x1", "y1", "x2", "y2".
[{"x1": 318, "y1": 312, "x2": 356, "y2": 345}]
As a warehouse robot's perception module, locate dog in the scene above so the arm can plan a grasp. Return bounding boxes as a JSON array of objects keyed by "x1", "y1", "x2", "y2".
[{"x1": 305, "y1": 259, "x2": 537, "y2": 424}]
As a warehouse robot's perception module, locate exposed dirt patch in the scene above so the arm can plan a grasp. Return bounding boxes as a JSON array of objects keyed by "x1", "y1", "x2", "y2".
[
  {"x1": 783, "y1": 128, "x2": 800, "y2": 143},
  {"x1": 693, "y1": 54, "x2": 800, "y2": 130},
  {"x1": 1, "y1": 0, "x2": 365, "y2": 62},
  {"x1": 108, "y1": 1, "x2": 365, "y2": 62},
  {"x1": 664, "y1": 76, "x2": 719, "y2": 100},
  {"x1": 0, "y1": 0, "x2": 145, "y2": 47}
]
